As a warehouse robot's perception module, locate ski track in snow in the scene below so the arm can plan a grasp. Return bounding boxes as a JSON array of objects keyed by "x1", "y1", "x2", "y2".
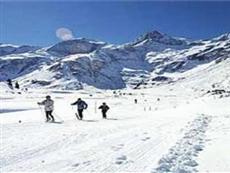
[
  {"x1": 152, "y1": 114, "x2": 212, "y2": 173},
  {"x1": 1, "y1": 121, "x2": 141, "y2": 167},
  {"x1": 1, "y1": 103, "x2": 188, "y2": 173}
]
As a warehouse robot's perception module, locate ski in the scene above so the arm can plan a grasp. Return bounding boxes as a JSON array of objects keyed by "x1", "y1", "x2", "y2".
[
  {"x1": 50, "y1": 121, "x2": 63, "y2": 124},
  {"x1": 75, "y1": 113, "x2": 81, "y2": 120},
  {"x1": 45, "y1": 121, "x2": 64, "y2": 124}
]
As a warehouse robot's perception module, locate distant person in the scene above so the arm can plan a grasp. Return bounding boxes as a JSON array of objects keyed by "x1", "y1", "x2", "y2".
[
  {"x1": 71, "y1": 98, "x2": 88, "y2": 120},
  {"x1": 7, "y1": 79, "x2": 13, "y2": 89},
  {"x1": 98, "y1": 102, "x2": 110, "y2": 119},
  {"x1": 134, "y1": 99, "x2": 138, "y2": 104},
  {"x1": 38, "y1": 95, "x2": 55, "y2": 122},
  {"x1": 15, "y1": 81, "x2": 20, "y2": 89}
]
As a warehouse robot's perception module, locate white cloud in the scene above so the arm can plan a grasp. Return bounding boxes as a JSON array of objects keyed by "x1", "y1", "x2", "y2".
[{"x1": 56, "y1": 27, "x2": 74, "y2": 41}]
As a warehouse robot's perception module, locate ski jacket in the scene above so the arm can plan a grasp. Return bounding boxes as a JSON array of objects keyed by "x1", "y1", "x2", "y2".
[
  {"x1": 99, "y1": 105, "x2": 110, "y2": 112},
  {"x1": 39, "y1": 99, "x2": 54, "y2": 111},
  {"x1": 72, "y1": 100, "x2": 88, "y2": 110}
]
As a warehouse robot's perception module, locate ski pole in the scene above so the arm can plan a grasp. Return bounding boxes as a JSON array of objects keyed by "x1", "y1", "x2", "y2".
[
  {"x1": 38, "y1": 105, "x2": 43, "y2": 115},
  {"x1": 38, "y1": 105, "x2": 46, "y2": 122},
  {"x1": 71, "y1": 105, "x2": 75, "y2": 112},
  {"x1": 71, "y1": 105, "x2": 76, "y2": 115},
  {"x1": 71, "y1": 105, "x2": 80, "y2": 120}
]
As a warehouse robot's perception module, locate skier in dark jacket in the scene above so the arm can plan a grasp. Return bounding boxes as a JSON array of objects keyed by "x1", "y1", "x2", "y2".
[
  {"x1": 98, "y1": 102, "x2": 110, "y2": 119},
  {"x1": 15, "y1": 81, "x2": 20, "y2": 89},
  {"x1": 71, "y1": 98, "x2": 88, "y2": 120},
  {"x1": 7, "y1": 79, "x2": 13, "y2": 89},
  {"x1": 38, "y1": 95, "x2": 55, "y2": 122}
]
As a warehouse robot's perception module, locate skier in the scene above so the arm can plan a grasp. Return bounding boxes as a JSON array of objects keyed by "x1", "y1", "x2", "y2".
[
  {"x1": 15, "y1": 81, "x2": 20, "y2": 89},
  {"x1": 37, "y1": 95, "x2": 55, "y2": 122},
  {"x1": 71, "y1": 98, "x2": 88, "y2": 120},
  {"x1": 134, "y1": 99, "x2": 138, "y2": 104},
  {"x1": 7, "y1": 79, "x2": 13, "y2": 89},
  {"x1": 98, "y1": 102, "x2": 110, "y2": 119}
]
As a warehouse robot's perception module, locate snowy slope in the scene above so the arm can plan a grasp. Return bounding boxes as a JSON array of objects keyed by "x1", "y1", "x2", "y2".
[
  {"x1": 1, "y1": 82, "x2": 230, "y2": 172},
  {"x1": 1, "y1": 31, "x2": 229, "y2": 90}
]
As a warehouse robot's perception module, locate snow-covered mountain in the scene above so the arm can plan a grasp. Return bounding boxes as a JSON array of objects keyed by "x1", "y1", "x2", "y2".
[
  {"x1": 47, "y1": 38, "x2": 106, "y2": 56},
  {"x1": 1, "y1": 31, "x2": 230, "y2": 173},
  {"x1": 0, "y1": 44, "x2": 40, "y2": 56},
  {"x1": 0, "y1": 31, "x2": 229, "y2": 90}
]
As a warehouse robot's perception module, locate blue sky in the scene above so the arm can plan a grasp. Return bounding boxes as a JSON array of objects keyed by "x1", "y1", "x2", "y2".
[{"x1": 1, "y1": 1, "x2": 230, "y2": 46}]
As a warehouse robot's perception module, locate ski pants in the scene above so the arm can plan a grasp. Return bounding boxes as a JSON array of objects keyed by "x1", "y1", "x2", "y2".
[
  {"x1": 45, "y1": 111, "x2": 55, "y2": 121},
  {"x1": 102, "y1": 111, "x2": 107, "y2": 119},
  {"x1": 78, "y1": 109, "x2": 84, "y2": 119}
]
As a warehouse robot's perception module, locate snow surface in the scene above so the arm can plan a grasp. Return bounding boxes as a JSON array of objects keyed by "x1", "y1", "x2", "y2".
[{"x1": 1, "y1": 81, "x2": 230, "y2": 172}]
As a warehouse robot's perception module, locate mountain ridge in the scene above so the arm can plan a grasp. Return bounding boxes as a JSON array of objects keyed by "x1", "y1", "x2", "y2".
[{"x1": 0, "y1": 30, "x2": 229, "y2": 90}]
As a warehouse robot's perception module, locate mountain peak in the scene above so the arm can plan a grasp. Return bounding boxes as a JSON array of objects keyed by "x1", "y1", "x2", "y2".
[
  {"x1": 47, "y1": 38, "x2": 106, "y2": 56},
  {"x1": 60, "y1": 38, "x2": 106, "y2": 44},
  {"x1": 132, "y1": 30, "x2": 188, "y2": 46},
  {"x1": 142, "y1": 30, "x2": 164, "y2": 40}
]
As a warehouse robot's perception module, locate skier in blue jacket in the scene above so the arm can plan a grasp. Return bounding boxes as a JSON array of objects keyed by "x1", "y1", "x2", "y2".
[{"x1": 71, "y1": 98, "x2": 88, "y2": 120}]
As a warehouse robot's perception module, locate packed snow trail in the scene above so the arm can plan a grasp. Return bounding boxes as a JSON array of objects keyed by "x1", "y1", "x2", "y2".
[
  {"x1": 197, "y1": 108, "x2": 230, "y2": 171},
  {"x1": 152, "y1": 114, "x2": 212, "y2": 173},
  {"x1": 1, "y1": 89, "x2": 230, "y2": 172}
]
